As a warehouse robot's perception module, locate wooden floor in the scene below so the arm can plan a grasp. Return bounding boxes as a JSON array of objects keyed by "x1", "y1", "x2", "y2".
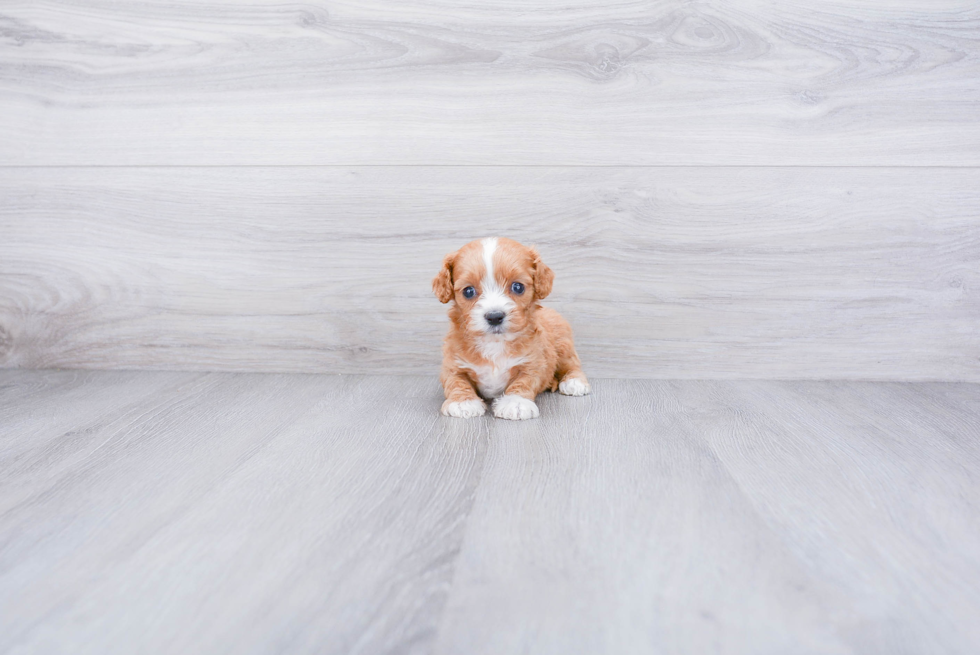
[{"x1": 2, "y1": 370, "x2": 979, "y2": 654}]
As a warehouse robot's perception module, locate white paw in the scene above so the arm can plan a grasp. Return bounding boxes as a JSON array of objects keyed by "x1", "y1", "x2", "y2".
[
  {"x1": 492, "y1": 395, "x2": 539, "y2": 421},
  {"x1": 558, "y1": 377, "x2": 591, "y2": 396},
  {"x1": 441, "y1": 398, "x2": 487, "y2": 418}
]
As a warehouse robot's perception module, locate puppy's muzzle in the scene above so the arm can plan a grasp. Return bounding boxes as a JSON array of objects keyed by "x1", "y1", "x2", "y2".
[{"x1": 484, "y1": 311, "x2": 505, "y2": 327}]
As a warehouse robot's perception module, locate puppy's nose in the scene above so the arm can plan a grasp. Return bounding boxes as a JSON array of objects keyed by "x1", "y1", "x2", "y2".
[{"x1": 485, "y1": 311, "x2": 506, "y2": 326}]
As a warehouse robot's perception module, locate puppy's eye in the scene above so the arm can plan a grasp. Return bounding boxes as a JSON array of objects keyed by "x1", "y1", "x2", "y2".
[
  {"x1": 462, "y1": 286, "x2": 476, "y2": 299},
  {"x1": 511, "y1": 281, "x2": 525, "y2": 295}
]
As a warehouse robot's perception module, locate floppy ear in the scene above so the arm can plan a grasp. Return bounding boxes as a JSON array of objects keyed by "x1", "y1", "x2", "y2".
[
  {"x1": 531, "y1": 248, "x2": 554, "y2": 300},
  {"x1": 432, "y1": 251, "x2": 456, "y2": 303}
]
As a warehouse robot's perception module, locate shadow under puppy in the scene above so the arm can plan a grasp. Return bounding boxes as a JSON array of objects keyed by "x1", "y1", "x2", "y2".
[{"x1": 433, "y1": 237, "x2": 590, "y2": 420}]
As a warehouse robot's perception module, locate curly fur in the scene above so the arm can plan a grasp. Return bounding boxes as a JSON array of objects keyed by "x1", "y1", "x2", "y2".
[{"x1": 433, "y1": 237, "x2": 589, "y2": 420}]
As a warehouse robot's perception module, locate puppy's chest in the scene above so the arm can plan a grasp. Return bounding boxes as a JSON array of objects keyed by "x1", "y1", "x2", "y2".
[{"x1": 458, "y1": 350, "x2": 526, "y2": 398}]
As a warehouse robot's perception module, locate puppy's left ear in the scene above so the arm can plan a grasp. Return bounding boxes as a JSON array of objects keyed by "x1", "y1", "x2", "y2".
[
  {"x1": 531, "y1": 248, "x2": 554, "y2": 300},
  {"x1": 432, "y1": 251, "x2": 457, "y2": 304}
]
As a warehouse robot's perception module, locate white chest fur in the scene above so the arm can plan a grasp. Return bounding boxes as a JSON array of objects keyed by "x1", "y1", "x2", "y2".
[{"x1": 458, "y1": 340, "x2": 525, "y2": 399}]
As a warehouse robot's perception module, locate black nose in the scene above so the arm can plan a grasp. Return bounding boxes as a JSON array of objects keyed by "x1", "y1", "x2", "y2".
[{"x1": 485, "y1": 311, "x2": 505, "y2": 326}]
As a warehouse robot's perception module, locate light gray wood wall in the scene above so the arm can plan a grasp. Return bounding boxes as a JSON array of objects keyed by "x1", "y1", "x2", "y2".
[
  {"x1": 1, "y1": 1, "x2": 978, "y2": 379},
  {"x1": 3, "y1": 0, "x2": 980, "y2": 166}
]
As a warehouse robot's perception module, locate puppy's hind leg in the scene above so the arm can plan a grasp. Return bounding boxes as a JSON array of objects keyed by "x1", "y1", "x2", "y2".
[
  {"x1": 554, "y1": 328, "x2": 591, "y2": 397},
  {"x1": 558, "y1": 365, "x2": 590, "y2": 396}
]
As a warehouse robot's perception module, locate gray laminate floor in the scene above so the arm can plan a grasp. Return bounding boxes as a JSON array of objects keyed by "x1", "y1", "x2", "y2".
[{"x1": 1, "y1": 370, "x2": 979, "y2": 654}]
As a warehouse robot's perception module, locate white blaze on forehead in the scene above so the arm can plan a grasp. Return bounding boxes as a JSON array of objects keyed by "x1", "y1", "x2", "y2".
[
  {"x1": 481, "y1": 237, "x2": 501, "y2": 292},
  {"x1": 477, "y1": 237, "x2": 508, "y2": 310},
  {"x1": 471, "y1": 236, "x2": 515, "y2": 330}
]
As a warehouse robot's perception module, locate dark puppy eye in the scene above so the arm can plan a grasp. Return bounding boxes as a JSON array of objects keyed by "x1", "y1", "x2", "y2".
[
  {"x1": 462, "y1": 286, "x2": 476, "y2": 299},
  {"x1": 511, "y1": 282, "x2": 525, "y2": 295}
]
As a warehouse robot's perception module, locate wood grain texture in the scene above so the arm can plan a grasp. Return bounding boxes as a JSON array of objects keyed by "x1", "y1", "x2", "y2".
[
  {"x1": 683, "y1": 380, "x2": 980, "y2": 653},
  {"x1": 2, "y1": 371, "x2": 979, "y2": 653},
  {"x1": 1, "y1": 1, "x2": 979, "y2": 165},
  {"x1": 1, "y1": 166, "x2": 977, "y2": 380},
  {"x1": 0, "y1": 371, "x2": 488, "y2": 655},
  {"x1": 437, "y1": 378, "x2": 980, "y2": 654}
]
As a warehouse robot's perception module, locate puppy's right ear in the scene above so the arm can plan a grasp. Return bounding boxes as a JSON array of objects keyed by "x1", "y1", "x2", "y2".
[{"x1": 432, "y1": 251, "x2": 456, "y2": 303}]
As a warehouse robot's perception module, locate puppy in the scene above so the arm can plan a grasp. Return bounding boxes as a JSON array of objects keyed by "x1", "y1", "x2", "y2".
[{"x1": 432, "y1": 237, "x2": 590, "y2": 420}]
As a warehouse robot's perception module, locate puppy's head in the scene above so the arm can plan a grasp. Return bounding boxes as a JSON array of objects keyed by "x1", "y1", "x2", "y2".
[{"x1": 433, "y1": 237, "x2": 554, "y2": 337}]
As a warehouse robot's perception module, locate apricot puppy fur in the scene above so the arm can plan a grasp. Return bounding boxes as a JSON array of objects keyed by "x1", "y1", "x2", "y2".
[{"x1": 432, "y1": 237, "x2": 590, "y2": 420}]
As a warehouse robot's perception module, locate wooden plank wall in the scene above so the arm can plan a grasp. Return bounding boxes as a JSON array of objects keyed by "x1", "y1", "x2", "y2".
[{"x1": 1, "y1": 1, "x2": 978, "y2": 380}]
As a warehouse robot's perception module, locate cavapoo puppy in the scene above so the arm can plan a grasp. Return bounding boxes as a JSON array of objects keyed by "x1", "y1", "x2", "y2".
[{"x1": 432, "y1": 237, "x2": 590, "y2": 420}]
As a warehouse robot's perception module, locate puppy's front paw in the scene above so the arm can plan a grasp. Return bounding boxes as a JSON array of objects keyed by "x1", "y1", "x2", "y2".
[
  {"x1": 558, "y1": 377, "x2": 591, "y2": 396},
  {"x1": 493, "y1": 395, "x2": 539, "y2": 421},
  {"x1": 441, "y1": 398, "x2": 487, "y2": 418}
]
